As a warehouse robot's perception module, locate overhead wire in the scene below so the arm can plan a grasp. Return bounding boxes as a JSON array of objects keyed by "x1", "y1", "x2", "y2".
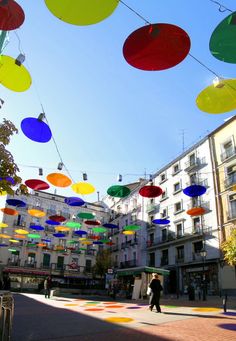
[
  {"x1": 4, "y1": 1, "x2": 235, "y2": 196},
  {"x1": 209, "y1": 0, "x2": 233, "y2": 12}
]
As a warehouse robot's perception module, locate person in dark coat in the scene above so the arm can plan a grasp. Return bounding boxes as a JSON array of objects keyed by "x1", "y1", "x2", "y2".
[
  {"x1": 149, "y1": 273, "x2": 163, "y2": 312},
  {"x1": 44, "y1": 276, "x2": 52, "y2": 298}
]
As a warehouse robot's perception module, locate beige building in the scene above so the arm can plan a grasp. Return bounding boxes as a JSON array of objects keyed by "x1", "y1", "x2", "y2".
[
  {"x1": 0, "y1": 190, "x2": 109, "y2": 292},
  {"x1": 209, "y1": 115, "x2": 236, "y2": 294}
]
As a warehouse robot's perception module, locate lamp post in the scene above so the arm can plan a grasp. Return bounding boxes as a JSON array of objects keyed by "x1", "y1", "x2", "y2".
[{"x1": 200, "y1": 249, "x2": 207, "y2": 301}]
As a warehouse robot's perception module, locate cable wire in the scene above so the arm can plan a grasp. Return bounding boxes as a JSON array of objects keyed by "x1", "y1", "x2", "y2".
[{"x1": 209, "y1": 0, "x2": 233, "y2": 12}]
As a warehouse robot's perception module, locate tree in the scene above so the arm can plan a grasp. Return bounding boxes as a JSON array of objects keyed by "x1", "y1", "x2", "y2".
[
  {"x1": 93, "y1": 249, "x2": 112, "y2": 277},
  {"x1": 221, "y1": 229, "x2": 236, "y2": 266},
  {"x1": 0, "y1": 118, "x2": 28, "y2": 195}
]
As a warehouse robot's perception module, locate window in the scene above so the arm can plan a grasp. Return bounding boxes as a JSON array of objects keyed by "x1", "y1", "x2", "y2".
[
  {"x1": 173, "y1": 182, "x2": 181, "y2": 193},
  {"x1": 59, "y1": 239, "x2": 66, "y2": 248},
  {"x1": 174, "y1": 202, "x2": 182, "y2": 213},
  {"x1": 225, "y1": 164, "x2": 236, "y2": 187},
  {"x1": 189, "y1": 153, "x2": 196, "y2": 166},
  {"x1": 161, "y1": 189, "x2": 167, "y2": 200},
  {"x1": 16, "y1": 214, "x2": 26, "y2": 227},
  {"x1": 149, "y1": 252, "x2": 155, "y2": 267},
  {"x1": 193, "y1": 217, "x2": 201, "y2": 232},
  {"x1": 133, "y1": 251, "x2": 136, "y2": 260},
  {"x1": 43, "y1": 254, "x2": 50, "y2": 267},
  {"x1": 27, "y1": 253, "x2": 35, "y2": 265},
  {"x1": 160, "y1": 172, "x2": 167, "y2": 183},
  {"x1": 228, "y1": 194, "x2": 236, "y2": 219},
  {"x1": 161, "y1": 208, "x2": 168, "y2": 218},
  {"x1": 85, "y1": 259, "x2": 92, "y2": 272},
  {"x1": 221, "y1": 139, "x2": 235, "y2": 161},
  {"x1": 176, "y1": 223, "x2": 183, "y2": 237},
  {"x1": 173, "y1": 163, "x2": 180, "y2": 174},
  {"x1": 192, "y1": 197, "x2": 200, "y2": 207},
  {"x1": 149, "y1": 233, "x2": 154, "y2": 244},
  {"x1": 133, "y1": 198, "x2": 138, "y2": 209},
  {"x1": 161, "y1": 249, "x2": 168, "y2": 265},
  {"x1": 190, "y1": 173, "x2": 197, "y2": 185},
  {"x1": 193, "y1": 241, "x2": 203, "y2": 254},
  {"x1": 161, "y1": 229, "x2": 167, "y2": 242},
  {"x1": 176, "y1": 246, "x2": 184, "y2": 260}
]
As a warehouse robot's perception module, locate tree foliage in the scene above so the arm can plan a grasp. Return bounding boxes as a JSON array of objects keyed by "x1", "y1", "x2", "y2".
[
  {"x1": 93, "y1": 249, "x2": 112, "y2": 277},
  {"x1": 0, "y1": 119, "x2": 28, "y2": 195},
  {"x1": 221, "y1": 229, "x2": 236, "y2": 266}
]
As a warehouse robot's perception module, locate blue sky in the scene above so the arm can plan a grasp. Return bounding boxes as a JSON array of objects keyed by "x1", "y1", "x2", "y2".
[{"x1": 1, "y1": 0, "x2": 235, "y2": 202}]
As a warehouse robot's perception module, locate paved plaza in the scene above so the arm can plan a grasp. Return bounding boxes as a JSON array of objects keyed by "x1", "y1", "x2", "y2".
[{"x1": 11, "y1": 293, "x2": 236, "y2": 340}]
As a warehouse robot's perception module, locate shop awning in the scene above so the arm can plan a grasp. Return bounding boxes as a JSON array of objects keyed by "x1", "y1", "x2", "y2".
[{"x1": 116, "y1": 266, "x2": 170, "y2": 277}]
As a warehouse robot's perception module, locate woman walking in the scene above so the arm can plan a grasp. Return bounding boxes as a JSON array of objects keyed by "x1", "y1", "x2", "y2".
[{"x1": 148, "y1": 273, "x2": 163, "y2": 313}]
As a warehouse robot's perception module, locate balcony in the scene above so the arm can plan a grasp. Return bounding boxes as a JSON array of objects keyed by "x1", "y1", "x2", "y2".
[
  {"x1": 120, "y1": 259, "x2": 137, "y2": 268},
  {"x1": 187, "y1": 200, "x2": 211, "y2": 213},
  {"x1": 192, "y1": 252, "x2": 203, "y2": 262},
  {"x1": 24, "y1": 261, "x2": 37, "y2": 268},
  {"x1": 146, "y1": 226, "x2": 211, "y2": 249},
  {"x1": 7, "y1": 259, "x2": 21, "y2": 267},
  {"x1": 130, "y1": 239, "x2": 138, "y2": 246},
  {"x1": 186, "y1": 178, "x2": 209, "y2": 188},
  {"x1": 220, "y1": 147, "x2": 236, "y2": 162},
  {"x1": 175, "y1": 256, "x2": 185, "y2": 264},
  {"x1": 146, "y1": 203, "x2": 159, "y2": 214},
  {"x1": 184, "y1": 157, "x2": 206, "y2": 172},
  {"x1": 147, "y1": 223, "x2": 156, "y2": 230},
  {"x1": 225, "y1": 173, "x2": 236, "y2": 189}
]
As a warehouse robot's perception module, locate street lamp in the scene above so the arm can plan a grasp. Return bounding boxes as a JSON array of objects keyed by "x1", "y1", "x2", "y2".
[{"x1": 200, "y1": 249, "x2": 207, "y2": 301}]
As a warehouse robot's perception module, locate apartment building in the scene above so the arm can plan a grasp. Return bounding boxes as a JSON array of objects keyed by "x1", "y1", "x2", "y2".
[
  {"x1": 105, "y1": 136, "x2": 221, "y2": 295},
  {"x1": 146, "y1": 137, "x2": 220, "y2": 295},
  {"x1": 209, "y1": 115, "x2": 236, "y2": 294},
  {"x1": 0, "y1": 190, "x2": 109, "y2": 291}
]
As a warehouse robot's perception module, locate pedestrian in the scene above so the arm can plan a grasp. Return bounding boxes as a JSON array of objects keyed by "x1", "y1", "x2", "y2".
[
  {"x1": 148, "y1": 273, "x2": 163, "y2": 313},
  {"x1": 3, "y1": 274, "x2": 11, "y2": 290},
  {"x1": 44, "y1": 276, "x2": 52, "y2": 298},
  {"x1": 111, "y1": 282, "x2": 118, "y2": 300}
]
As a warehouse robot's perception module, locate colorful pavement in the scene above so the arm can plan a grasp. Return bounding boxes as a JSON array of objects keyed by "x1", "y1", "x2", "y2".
[{"x1": 12, "y1": 293, "x2": 236, "y2": 340}]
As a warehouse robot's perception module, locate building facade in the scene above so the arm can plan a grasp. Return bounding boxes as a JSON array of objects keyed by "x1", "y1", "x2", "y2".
[
  {"x1": 209, "y1": 115, "x2": 236, "y2": 294},
  {"x1": 0, "y1": 190, "x2": 109, "y2": 291}
]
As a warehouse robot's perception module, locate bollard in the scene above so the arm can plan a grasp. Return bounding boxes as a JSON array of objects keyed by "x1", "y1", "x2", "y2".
[
  {"x1": 223, "y1": 293, "x2": 228, "y2": 313},
  {"x1": 0, "y1": 291, "x2": 14, "y2": 341}
]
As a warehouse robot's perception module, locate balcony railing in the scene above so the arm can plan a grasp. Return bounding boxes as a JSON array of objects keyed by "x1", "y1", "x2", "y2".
[
  {"x1": 186, "y1": 178, "x2": 209, "y2": 188},
  {"x1": 24, "y1": 261, "x2": 37, "y2": 268},
  {"x1": 6, "y1": 260, "x2": 92, "y2": 275},
  {"x1": 7, "y1": 259, "x2": 21, "y2": 267},
  {"x1": 120, "y1": 259, "x2": 137, "y2": 268},
  {"x1": 175, "y1": 256, "x2": 185, "y2": 264},
  {"x1": 220, "y1": 147, "x2": 236, "y2": 162},
  {"x1": 187, "y1": 201, "x2": 210, "y2": 212},
  {"x1": 184, "y1": 157, "x2": 206, "y2": 172},
  {"x1": 192, "y1": 252, "x2": 203, "y2": 262},
  {"x1": 146, "y1": 226, "x2": 212, "y2": 248},
  {"x1": 225, "y1": 173, "x2": 236, "y2": 189},
  {"x1": 146, "y1": 203, "x2": 159, "y2": 214}
]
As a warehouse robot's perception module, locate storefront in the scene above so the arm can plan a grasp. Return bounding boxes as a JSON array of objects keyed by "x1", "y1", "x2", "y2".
[
  {"x1": 3, "y1": 267, "x2": 50, "y2": 291},
  {"x1": 181, "y1": 261, "x2": 219, "y2": 295}
]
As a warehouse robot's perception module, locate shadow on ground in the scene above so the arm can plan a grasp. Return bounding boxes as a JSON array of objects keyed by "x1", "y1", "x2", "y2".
[{"x1": 12, "y1": 294, "x2": 172, "y2": 341}]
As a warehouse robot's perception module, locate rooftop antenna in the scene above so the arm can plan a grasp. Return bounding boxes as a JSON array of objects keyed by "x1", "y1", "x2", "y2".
[{"x1": 180, "y1": 129, "x2": 186, "y2": 152}]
